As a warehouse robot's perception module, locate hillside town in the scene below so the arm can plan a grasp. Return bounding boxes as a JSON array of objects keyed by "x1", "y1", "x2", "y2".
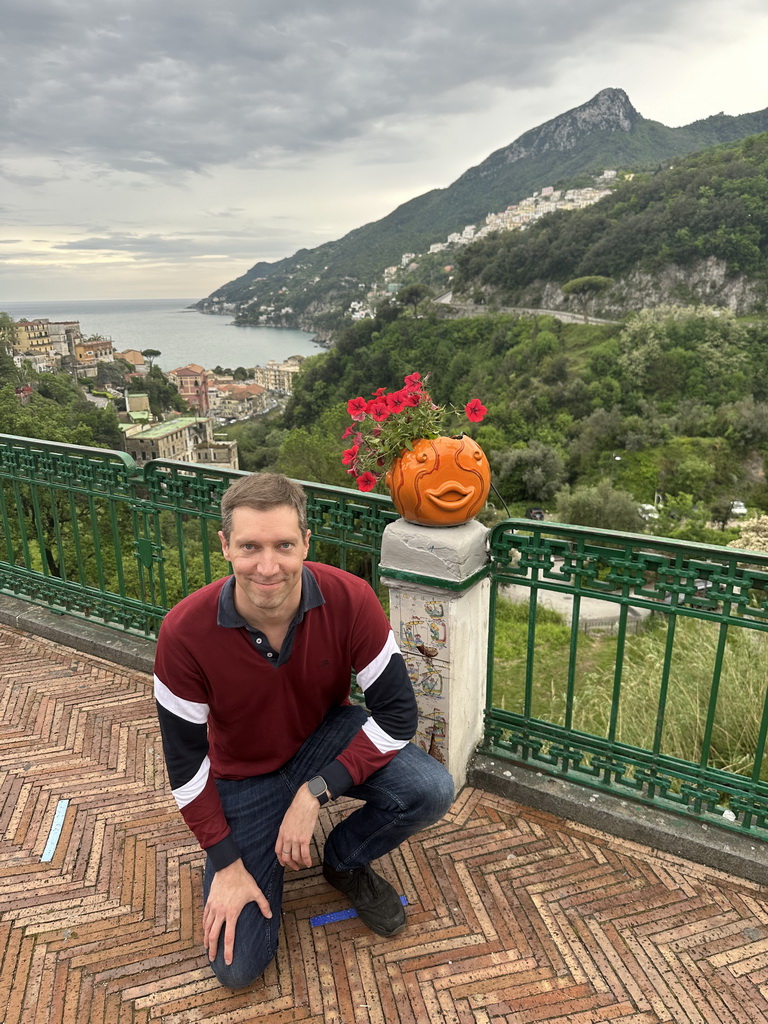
[
  {"x1": 8, "y1": 315, "x2": 306, "y2": 472},
  {"x1": 376, "y1": 177, "x2": 617, "y2": 305}
]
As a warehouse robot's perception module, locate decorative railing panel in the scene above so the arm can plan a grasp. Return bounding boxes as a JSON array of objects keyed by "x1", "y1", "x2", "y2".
[
  {"x1": 0, "y1": 434, "x2": 394, "y2": 638},
  {"x1": 483, "y1": 519, "x2": 768, "y2": 840}
]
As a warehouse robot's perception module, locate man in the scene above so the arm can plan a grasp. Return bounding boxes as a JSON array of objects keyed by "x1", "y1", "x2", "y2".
[{"x1": 154, "y1": 472, "x2": 454, "y2": 988}]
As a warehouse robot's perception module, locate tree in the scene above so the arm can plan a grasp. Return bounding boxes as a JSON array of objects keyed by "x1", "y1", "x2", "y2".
[
  {"x1": 492, "y1": 442, "x2": 566, "y2": 503},
  {"x1": 0, "y1": 312, "x2": 15, "y2": 354},
  {"x1": 561, "y1": 276, "x2": 613, "y2": 322},
  {"x1": 396, "y1": 283, "x2": 433, "y2": 317},
  {"x1": 554, "y1": 479, "x2": 643, "y2": 532},
  {"x1": 128, "y1": 365, "x2": 188, "y2": 416},
  {"x1": 141, "y1": 348, "x2": 162, "y2": 368}
]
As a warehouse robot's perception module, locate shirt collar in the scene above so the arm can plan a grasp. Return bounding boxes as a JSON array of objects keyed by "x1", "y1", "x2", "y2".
[{"x1": 217, "y1": 564, "x2": 324, "y2": 629}]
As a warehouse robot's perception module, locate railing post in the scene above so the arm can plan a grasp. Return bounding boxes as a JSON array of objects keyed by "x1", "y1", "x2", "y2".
[{"x1": 379, "y1": 518, "x2": 490, "y2": 790}]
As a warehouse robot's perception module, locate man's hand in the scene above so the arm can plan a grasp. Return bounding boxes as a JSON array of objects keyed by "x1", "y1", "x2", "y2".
[
  {"x1": 275, "y1": 784, "x2": 322, "y2": 870},
  {"x1": 203, "y1": 858, "x2": 272, "y2": 965}
]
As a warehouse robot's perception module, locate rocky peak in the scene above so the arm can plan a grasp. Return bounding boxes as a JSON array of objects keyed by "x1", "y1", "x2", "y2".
[{"x1": 497, "y1": 88, "x2": 641, "y2": 166}]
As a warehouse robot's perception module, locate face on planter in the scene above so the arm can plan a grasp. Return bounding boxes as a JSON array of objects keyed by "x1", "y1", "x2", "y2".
[{"x1": 386, "y1": 435, "x2": 491, "y2": 527}]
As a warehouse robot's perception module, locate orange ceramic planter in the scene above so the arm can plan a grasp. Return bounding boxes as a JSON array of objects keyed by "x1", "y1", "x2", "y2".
[{"x1": 385, "y1": 435, "x2": 491, "y2": 527}]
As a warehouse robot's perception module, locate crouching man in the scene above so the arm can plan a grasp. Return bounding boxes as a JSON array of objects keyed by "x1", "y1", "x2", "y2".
[{"x1": 154, "y1": 472, "x2": 454, "y2": 988}]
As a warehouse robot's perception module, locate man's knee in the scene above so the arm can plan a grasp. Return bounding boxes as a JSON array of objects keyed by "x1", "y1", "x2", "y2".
[
  {"x1": 206, "y1": 901, "x2": 280, "y2": 989},
  {"x1": 419, "y1": 760, "x2": 455, "y2": 821},
  {"x1": 210, "y1": 945, "x2": 276, "y2": 990},
  {"x1": 398, "y1": 749, "x2": 455, "y2": 826}
]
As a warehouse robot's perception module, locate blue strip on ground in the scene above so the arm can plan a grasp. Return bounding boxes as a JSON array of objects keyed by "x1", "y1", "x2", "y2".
[
  {"x1": 41, "y1": 799, "x2": 69, "y2": 862},
  {"x1": 311, "y1": 895, "x2": 408, "y2": 927}
]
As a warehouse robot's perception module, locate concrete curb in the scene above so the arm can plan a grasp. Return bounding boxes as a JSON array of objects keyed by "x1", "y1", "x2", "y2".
[
  {"x1": 0, "y1": 594, "x2": 156, "y2": 676},
  {"x1": 469, "y1": 756, "x2": 768, "y2": 887}
]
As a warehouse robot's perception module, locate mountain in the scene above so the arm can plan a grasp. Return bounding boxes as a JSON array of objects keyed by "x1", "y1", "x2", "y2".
[
  {"x1": 452, "y1": 130, "x2": 768, "y2": 315},
  {"x1": 196, "y1": 89, "x2": 768, "y2": 332}
]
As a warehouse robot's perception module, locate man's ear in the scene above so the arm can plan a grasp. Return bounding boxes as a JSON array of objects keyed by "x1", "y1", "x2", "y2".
[{"x1": 218, "y1": 530, "x2": 230, "y2": 560}]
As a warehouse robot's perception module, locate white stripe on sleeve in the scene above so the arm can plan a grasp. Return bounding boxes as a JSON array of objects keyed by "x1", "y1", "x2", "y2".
[
  {"x1": 171, "y1": 756, "x2": 211, "y2": 809},
  {"x1": 362, "y1": 716, "x2": 410, "y2": 754},
  {"x1": 355, "y1": 632, "x2": 401, "y2": 692},
  {"x1": 154, "y1": 674, "x2": 209, "y2": 723}
]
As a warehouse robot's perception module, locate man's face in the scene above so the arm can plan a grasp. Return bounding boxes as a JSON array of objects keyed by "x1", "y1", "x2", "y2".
[{"x1": 219, "y1": 504, "x2": 310, "y2": 626}]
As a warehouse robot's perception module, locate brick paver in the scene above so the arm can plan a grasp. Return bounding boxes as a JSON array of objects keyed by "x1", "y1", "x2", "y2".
[{"x1": 2, "y1": 623, "x2": 768, "y2": 1022}]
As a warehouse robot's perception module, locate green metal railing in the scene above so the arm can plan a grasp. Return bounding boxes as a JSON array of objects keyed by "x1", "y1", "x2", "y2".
[
  {"x1": 0, "y1": 433, "x2": 397, "y2": 638},
  {"x1": 6, "y1": 431, "x2": 768, "y2": 842},
  {"x1": 482, "y1": 519, "x2": 768, "y2": 841}
]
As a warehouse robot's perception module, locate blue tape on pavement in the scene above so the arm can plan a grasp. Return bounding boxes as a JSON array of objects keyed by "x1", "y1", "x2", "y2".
[
  {"x1": 310, "y1": 895, "x2": 408, "y2": 928},
  {"x1": 41, "y1": 799, "x2": 69, "y2": 862}
]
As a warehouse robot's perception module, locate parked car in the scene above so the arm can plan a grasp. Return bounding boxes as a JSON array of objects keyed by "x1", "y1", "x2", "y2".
[
  {"x1": 731, "y1": 500, "x2": 747, "y2": 517},
  {"x1": 524, "y1": 507, "x2": 545, "y2": 521}
]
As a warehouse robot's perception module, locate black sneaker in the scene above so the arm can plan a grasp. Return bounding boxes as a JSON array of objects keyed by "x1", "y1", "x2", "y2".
[{"x1": 322, "y1": 862, "x2": 406, "y2": 937}]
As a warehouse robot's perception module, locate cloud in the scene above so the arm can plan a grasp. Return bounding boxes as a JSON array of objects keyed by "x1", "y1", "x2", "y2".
[
  {"x1": 2, "y1": 0, "x2": 767, "y2": 301},
  {"x1": 2, "y1": 0, "x2": 713, "y2": 176}
]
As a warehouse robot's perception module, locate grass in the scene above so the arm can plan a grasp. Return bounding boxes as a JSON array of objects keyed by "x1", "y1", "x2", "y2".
[{"x1": 492, "y1": 597, "x2": 768, "y2": 778}]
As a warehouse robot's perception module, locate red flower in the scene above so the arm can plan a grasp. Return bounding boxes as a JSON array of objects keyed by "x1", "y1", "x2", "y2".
[
  {"x1": 387, "y1": 390, "x2": 407, "y2": 413},
  {"x1": 347, "y1": 396, "x2": 368, "y2": 421},
  {"x1": 341, "y1": 444, "x2": 359, "y2": 466},
  {"x1": 371, "y1": 386, "x2": 387, "y2": 397},
  {"x1": 356, "y1": 471, "x2": 378, "y2": 492},
  {"x1": 369, "y1": 398, "x2": 390, "y2": 422},
  {"x1": 403, "y1": 372, "x2": 421, "y2": 386},
  {"x1": 465, "y1": 398, "x2": 487, "y2": 423}
]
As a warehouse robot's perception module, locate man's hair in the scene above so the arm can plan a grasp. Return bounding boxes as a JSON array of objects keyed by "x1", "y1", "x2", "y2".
[{"x1": 220, "y1": 473, "x2": 308, "y2": 539}]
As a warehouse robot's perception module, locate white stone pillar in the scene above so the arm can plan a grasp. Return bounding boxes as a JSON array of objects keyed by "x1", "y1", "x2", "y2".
[{"x1": 379, "y1": 518, "x2": 490, "y2": 791}]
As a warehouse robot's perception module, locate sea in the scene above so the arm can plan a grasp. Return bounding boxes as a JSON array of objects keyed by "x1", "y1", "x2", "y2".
[{"x1": 0, "y1": 297, "x2": 322, "y2": 373}]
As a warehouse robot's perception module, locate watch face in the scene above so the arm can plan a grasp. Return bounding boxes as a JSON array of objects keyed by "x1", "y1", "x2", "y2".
[{"x1": 308, "y1": 776, "x2": 327, "y2": 797}]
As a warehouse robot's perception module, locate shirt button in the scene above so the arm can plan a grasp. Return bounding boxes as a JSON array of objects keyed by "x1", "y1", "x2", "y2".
[
  {"x1": 255, "y1": 638, "x2": 262, "y2": 644},
  {"x1": 267, "y1": 653, "x2": 274, "y2": 658}
]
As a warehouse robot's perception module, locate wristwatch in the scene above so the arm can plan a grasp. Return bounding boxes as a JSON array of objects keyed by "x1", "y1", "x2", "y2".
[{"x1": 307, "y1": 775, "x2": 330, "y2": 806}]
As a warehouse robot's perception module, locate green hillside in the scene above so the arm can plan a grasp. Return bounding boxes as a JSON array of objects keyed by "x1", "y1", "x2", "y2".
[
  {"x1": 262, "y1": 296, "x2": 768, "y2": 544},
  {"x1": 453, "y1": 132, "x2": 768, "y2": 309},
  {"x1": 196, "y1": 89, "x2": 768, "y2": 331}
]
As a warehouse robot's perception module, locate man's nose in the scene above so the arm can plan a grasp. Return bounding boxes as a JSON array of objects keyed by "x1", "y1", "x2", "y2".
[{"x1": 254, "y1": 550, "x2": 280, "y2": 576}]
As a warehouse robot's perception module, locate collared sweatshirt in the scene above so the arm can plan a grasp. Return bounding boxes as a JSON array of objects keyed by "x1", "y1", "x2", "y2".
[{"x1": 154, "y1": 563, "x2": 418, "y2": 869}]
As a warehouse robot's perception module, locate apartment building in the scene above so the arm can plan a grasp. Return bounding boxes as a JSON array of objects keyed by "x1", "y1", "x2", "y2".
[
  {"x1": 251, "y1": 356, "x2": 304, "y2": 394},
  {"x1": 122, "y1": 416, "x2": 214, "y2": 463},
  {"x1": 168, "y1": 364, "x2": 210, "y2": 414}
]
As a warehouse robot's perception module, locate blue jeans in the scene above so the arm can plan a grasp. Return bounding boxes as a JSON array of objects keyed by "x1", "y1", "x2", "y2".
[{"x1": 203, "y1": 704, "x2": 455, "y2": 988}]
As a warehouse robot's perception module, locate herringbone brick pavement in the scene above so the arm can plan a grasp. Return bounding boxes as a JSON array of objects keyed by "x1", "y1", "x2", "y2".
[{"x1": 3, "y1": 622, "x2": 768, "y2": 1023}]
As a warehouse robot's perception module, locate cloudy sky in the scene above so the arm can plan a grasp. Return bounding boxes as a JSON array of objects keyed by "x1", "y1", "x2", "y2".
[{"x1": 2, "y1": 0, "x2": 766, "y2": 302}]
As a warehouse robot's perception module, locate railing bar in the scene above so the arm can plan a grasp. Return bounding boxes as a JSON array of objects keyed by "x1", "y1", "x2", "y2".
[
  {"x1": 607, "y1": 603, "x2": 629, "y2": 744},
  {"x1": 108, "y1": 498, "x2": 127, "y2": 598},
  {"x1": 148, "y1": 508, "x2": 165, "y2": 609},
  {"x1": 69, "y1": 489, "x2": 88, "y2": 586},
  {"x1": 29, "y1": 482, "x2": 52, "y2": 578},
  {"x1": 524, "y1": 592, "x2": 537, "y2": 719},
  {"x1": 11, "y1": 478, "x2": 33, "y2": 570},
  {"x1": 46, "y1": 486, "x2": 69, "y2": 583},
  {"x1": 652, "y1": 613, "x2": 677, "y2": 757},
  {"x1": 199, "y1": 513, "x2": 212, "y2": 585},
  {"x1": 750, "y1": 676, "x2": 768, "y2": 787},
  {"x1": 698, "y1": 619, "x2": 730, "y2": 778},
  {"x1": 0, "y1": 482, "x2": 15, "y2": 564},
  {"x1": 486, "y1": 581, "x2": 499, "y2": 715},
  {"x1": 563, "y1": 592, "x2": 581, "y2": 731},
  {"x1": 90, "y1": 492, "x2": 111, "y2": 593},
  {"x1": 175, "y1": 510, "x2": 189, "y2": 595}
]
